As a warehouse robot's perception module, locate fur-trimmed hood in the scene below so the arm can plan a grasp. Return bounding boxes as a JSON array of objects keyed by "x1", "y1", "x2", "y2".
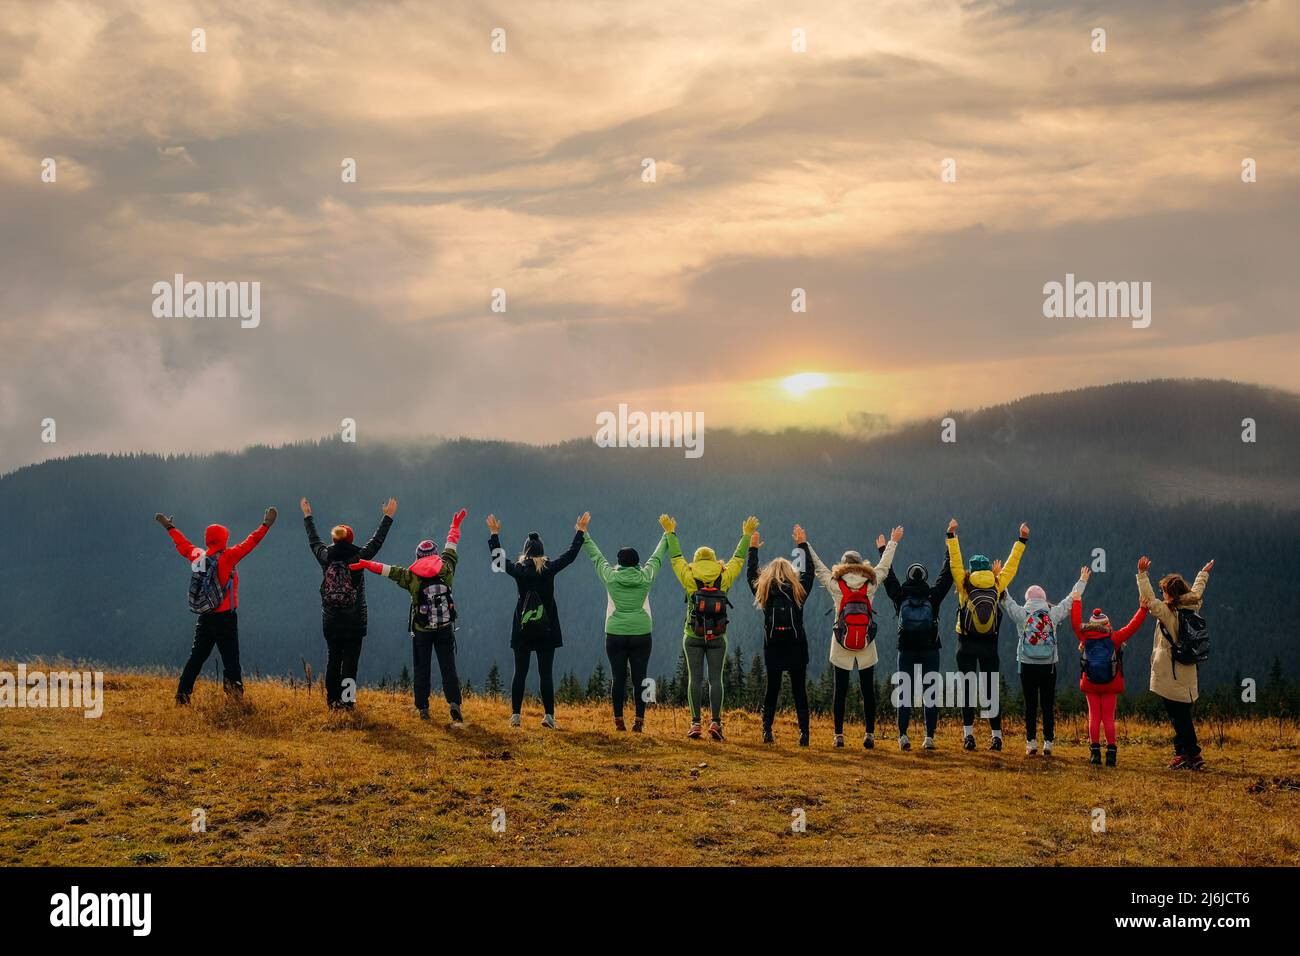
[{"x1": 831, "y1": 561, "x2": 877, "y2": 586}]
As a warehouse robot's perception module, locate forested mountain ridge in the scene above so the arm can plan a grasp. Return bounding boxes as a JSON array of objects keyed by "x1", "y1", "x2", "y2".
[{"x1": 2, "y1": 378, "x2": 1297, "y2": 697}]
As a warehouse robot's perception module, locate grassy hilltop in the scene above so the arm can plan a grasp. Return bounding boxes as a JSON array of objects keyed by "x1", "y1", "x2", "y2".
[{"x1": 1, "y1": 669, "x2": 1297, "y2": 867}]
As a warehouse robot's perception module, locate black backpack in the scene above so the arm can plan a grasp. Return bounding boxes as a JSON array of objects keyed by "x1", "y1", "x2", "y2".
[
  {"x1": 320, "y1": 560, "x2": 358, "y2": 608},
  {"x1": 897, "y1": 594, "x2": 937, "y2": 649},
  {"x1": 518, "y1": 589, "x2": 550, "y2": 640},
  {"x1": 764, "y1": 588, "x2": 800, "y2": 644},
  {"x1": 413, "y1": 578, "x2": 456, "y2": 631},
  {"x1": 689, "y1": 575, "x2": 731, "y2": 639},
  {"x1": 959, "y1": 583, "x2": 1001, "y2": 638},
  {"x1": 1161, "y1": 607, "x2": 1209, "y2": 675}
]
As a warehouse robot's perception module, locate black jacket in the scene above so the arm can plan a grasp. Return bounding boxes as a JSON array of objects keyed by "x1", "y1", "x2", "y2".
[
  {"x1": 490, "y1": 530, "x2": 584, "y2": 650},
  {"x1": 746, "y1": 542, "x2": 815, "y2": 658},
  {"x1": 305, "y1": 515, "x2": 393, "y2": 631},
  {"x1": 880, "y1": 547, "x2": 953, "y2": 651}
]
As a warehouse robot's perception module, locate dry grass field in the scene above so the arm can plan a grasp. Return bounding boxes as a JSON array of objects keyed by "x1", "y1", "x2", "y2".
[{"x1": 2, "y1": 668, "x2": 1297, "y2": 867}]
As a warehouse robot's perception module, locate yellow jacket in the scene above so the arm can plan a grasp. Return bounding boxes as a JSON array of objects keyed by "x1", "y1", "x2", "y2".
[
  {"x1": 666, "y1": 532, "x2": 749, "y2": 639},
  {"x1": 946, "y1": 533, "x2": 1026, "y2": 638}
]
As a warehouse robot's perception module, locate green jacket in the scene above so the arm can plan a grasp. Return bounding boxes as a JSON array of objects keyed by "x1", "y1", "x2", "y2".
[
  {"x1": 665, "y1": 531, "x2": 750, "y2": 639},
  {"x1": 380, "y1": 546, "x2": 460, "y2": 633},
  {"x1": 583, "y1": 533, "x2": 667, "y2": 635}
]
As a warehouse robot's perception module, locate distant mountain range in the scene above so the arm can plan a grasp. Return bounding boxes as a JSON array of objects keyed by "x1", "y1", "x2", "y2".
[{"x1": 2, "y1": 378, "x2": 1297, "y2": 696}]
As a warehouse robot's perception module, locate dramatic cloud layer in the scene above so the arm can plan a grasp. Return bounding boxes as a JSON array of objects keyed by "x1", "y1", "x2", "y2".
[{"x1": 1, "y1": 0, "x2": 1297, "y2": 472}]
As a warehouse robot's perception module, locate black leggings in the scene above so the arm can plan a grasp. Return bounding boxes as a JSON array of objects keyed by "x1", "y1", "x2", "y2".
[
  {"x1": 956, "y1": 645, "x2": 1002, "y2": 731},
  {"x1": 412, "y1": 629, "x2": 460, "y2": 712},
  {"x1": 177, "y1": 610, "x2": 242, "y2": 701},
  {"x1": 832, "y1": 664, "x2": 875, "y2": 734},
  {"x1": 1162, "y1": 697, "x2": 1201, "y2": 757},
  {"x1": 324, "y1": 627, "x2": 365, "y2": 708},
  {"x1": 512, "y1": 646, "x2": 556, "y2": 715},
  {"x1": 606, "y1": 633, "x2": 652, "y2": 719},
  {"x1": 1020, "y1": 662, "x2": 1056, "y2": 741},
  {"x1": 763, "y1": 657, "x2": 809, "y2": 730}
]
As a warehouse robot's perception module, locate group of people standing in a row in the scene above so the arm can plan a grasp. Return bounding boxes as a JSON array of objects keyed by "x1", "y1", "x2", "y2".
[{"x1": 155, "y1": 503, "x2": 1214, "y2": 769}]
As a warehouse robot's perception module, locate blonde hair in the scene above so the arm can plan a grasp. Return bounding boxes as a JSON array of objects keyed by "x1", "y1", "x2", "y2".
[
  {"x1": 331, "y1": 525, "x2": 350, "y2": 542},
  {"x1": 754, "y1": 557, "x2": 807, "y2": 609},
  {"x1": 518, "y1": 552, "x2": 548, "y2": 573}
]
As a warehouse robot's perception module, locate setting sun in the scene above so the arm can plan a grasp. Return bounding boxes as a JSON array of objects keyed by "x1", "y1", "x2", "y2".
[{"x1": 781, "y1": 372, "x2": 830, "y2": 398}]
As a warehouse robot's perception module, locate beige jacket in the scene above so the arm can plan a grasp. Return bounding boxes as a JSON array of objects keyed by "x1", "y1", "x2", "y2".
[
  {"x1": 1137, "y1": 568, "x2": 1210, "y2": 703},
  {"x1": 809, "y1": 541, "x2": 897, "y2": 671}
]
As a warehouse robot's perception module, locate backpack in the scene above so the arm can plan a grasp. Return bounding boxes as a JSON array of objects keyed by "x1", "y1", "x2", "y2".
[
  {"x1": 320, "y1": 560, "x2": 358, "y2": 609},
  {"x1": 1019, "y1": 607, "x2": 1057, "y2": 662},
  {"x1": 413, "y1": 577, "x2": 456, "y2": 630},
  {"x1": 518, "y1": 589, "x2": 550, "y2": 641},
  {"x1": 1081, "y1": 634, "x2": 1122, "y2": 685},
  {"x1": 764, "y1": 588, "x2": 800, "y2": 645},
  {"x1": 897, "y1": 594, "x2": 936, "y2": 649},
  {"x1": 187, "y1": 550, "x2": 233, "y2": 614},
  {"x1": 689, "y1": 575, "x2": 731, "y2": 640},
  {"x1": 1161, "y1": 608, "x2": 1209, "y2": 673},
  {"x1": 960, "y1": 583, "x2": 1001, "y2": 637},
  {"x1": 833, "y1": 580, "x2": 876, "y2": 651}
]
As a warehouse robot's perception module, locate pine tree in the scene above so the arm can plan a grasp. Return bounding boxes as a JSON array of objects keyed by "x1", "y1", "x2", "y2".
[
  {"x1": 671, "y1": 651, "x2": 690, "y2": 705},
  {"x1": 485, "y1": 662, "x2": 504, "y2": 698},
  {"x1": 746, "y1": 652, "x2": 766, "y2": 712},
  {"x1": 587, "y1": 662, "x2": 609, "y2": 701},
  {"x1": 398, "y1": 665, "x2": 412, "y2": 694}
]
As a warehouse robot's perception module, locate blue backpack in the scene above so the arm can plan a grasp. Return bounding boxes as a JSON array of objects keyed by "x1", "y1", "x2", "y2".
[
  {"x1": 1018, "y1": 607, "x2": 1057, "y2": 662},
  {"x1": 188, "y1": 550, "x2": 233, "y2": 614},
  {"x1": 1081, "y1": 635, "x2": 1121, "y2": 684}
]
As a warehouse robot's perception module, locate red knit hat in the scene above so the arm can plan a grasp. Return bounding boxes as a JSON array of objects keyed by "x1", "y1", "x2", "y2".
[
  {"x1": 1081, "y1": 608, "x2": 1111, "y2": 633},
  {"x1": 332, "y1": 524, "x2": 355, "y2": 544}
]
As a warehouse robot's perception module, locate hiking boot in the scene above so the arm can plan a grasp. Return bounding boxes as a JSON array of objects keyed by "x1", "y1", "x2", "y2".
[
  {"x1": 708, "y1": 721, "x2": 724, "y2": 741},
  {"x1": 632, "y1": 717, "x2": 644, "y2": 733},
  {"x1": 541, "y1": 714, "x2": 557, "y2": 729},
  {"x1": 990, "y1": 736, "x2": 1003, "y2": 752},
  {"x1": 687, "y1": 722, "x2": 703, "y2": 739},
  {"x1": 449, "y1": 705, "x2": 464, "y2": 726},
  {"x1": 899, "y1": 734, "x2": 911, "y2": 751},
  {"x1": 614, "y1": 716, "x2": 627, "y2": 731},
  {"x1": 963, "y1": 734, "x2": 976, "y2": 751},
  {"x1": 1105, "y1": 744, "x2": 1117, "y2": 767},
  {"x1": 863, "y1": 732, "x2": 875, "y2": 750},
  {"x1": 1168, "y1": 754, "x2": 1189, "y2": 770},
  {"x1": 922, "y1": 736, "x2": 936, "y2": 750},
  {"x1": 761, "y1": 726, "x2": 774, "y2": 744},
  {"x1": 417, "y1": 708, "x2": 430, "y2": 721},
  {"x1": 509, "y1": 713, "x2": 521, "y2": 727},
  {"x1": 833, "y1": 734, "x2": 845, "y2": 748},
  {"x1": 1043, "y1": 740, "x2": 1054, "y2": 756},
  {"x1": 1188, "y1": 752, "x2": 1206, "y2": 771},
  {"x1": 1026, "y1": 739, "x2": 1038, "y2": 756},
  {"x1": 799, "y1": 730, "x2": 810, "y2": 747},
  {"x1": 1089, "y1": 743, "x2": 1102, "y2": 765}
]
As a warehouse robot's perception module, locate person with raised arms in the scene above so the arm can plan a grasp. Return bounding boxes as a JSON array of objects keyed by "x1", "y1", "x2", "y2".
[
  {"x1": 747, "y1": 523, "x2": 816, "y2": 746},
  {"x1": 946, "y1": 518, "x2": 1028, "y2": 751},
  {"x1": 300, "y1": 496, "x2": 396, "y2": 711},
  {"x1": 662, "y1": 513, "x2": 758, "y2": 741},
  {"x1": 487, "y1": 512, "x2": 586, "y2": 729},
  {"x1": 581, "y1": 517, "x2": 668, "y2": 732},
  {"x1": 808, "y1": 525, "x2": 903, "y2": 750}
]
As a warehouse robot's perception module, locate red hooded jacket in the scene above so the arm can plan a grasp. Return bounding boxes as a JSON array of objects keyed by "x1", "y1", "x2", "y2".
[
  {"x1": 169, "y1": 522, "x2": 269, "y2": 612},
  {"x1": 1072, "y1": 597, "x2": 1148, "y2": 695}
]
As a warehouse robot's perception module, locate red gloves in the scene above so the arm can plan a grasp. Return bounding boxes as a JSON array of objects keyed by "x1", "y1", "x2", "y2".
[
  {"x1": 349, "y1": 559, "x2": 384, "y2": 574},
  {"x1": 448, "y1": 508, "x2": 467, "y2": 544}
]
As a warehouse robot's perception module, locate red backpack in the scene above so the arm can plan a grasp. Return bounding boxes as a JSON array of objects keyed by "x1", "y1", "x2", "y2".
[{"x1": 834, "y1": 579, "x2": 877, "y2": 651}]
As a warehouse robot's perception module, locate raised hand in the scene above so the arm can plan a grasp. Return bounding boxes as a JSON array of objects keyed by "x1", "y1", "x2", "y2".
[
  {"x1": 263, "y1": 506, "x2": 278, "y2": 527},
  {"x1": 382, "y1": 497, "x2": 398, "y2": 518},
  {"x1": 991, "y1": 558, "x2": 1003, "y2": 577},
  {"x1": 890, "y1": 525, "x2": 904, "y2": 543},
  {"x1": 792, "y1": 524, "x2": 807, "y2": 545},
  {"x1": 659, "y1": 514, "x2": 676, "y2": 533},
  {"x1": 451, "y1": 508, "x2": 467, "y2": 530},
  {"x1": 750, "y1": 531, "x2": 763, "y2": 548},
  {"x1": 875, "y1": 533, "x2": 886, "y2": 550},
  {"x1": 1019, "y1": 522, "x2": 1030, "y2": 539},
  {"x1": 486, "y1": 514, "x2": 501, "y2": 534},
  {"x1": 1139, "y1": 595, "x2": 1151, "y2": 609},
  {"x1": 576, "y1": 511, "x2": 591, "y2": 532},
  {"x1": 947, "y1": 518, "x2": 958, "y2": 534},
  {"x1": 1201, "y1": 559, "x2": 1215, "y2": 574},
  {"x1": 154, "y1": 513, "x2": 174, "y2": 529},
  {"x1": 742, "y1": 515, "x2": 760, "y2": 536},
  {"x1": 300, "y1": 497, "x2": 312, "y2": 517},
  {"x1": 1079, "y1": 566, "x2": 1092, "y2": 583},
  {"x1": 1137, "y1": 555, "x2": 1152, "y2": 574}
]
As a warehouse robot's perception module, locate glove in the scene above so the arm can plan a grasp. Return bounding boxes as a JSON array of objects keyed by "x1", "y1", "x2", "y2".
[
  {"x1": 263, "y1": 506, "x2": 278, "y2": 527},
  {"x1": 349, "y1": 559, "x2": 383, "y2": 574},
  {"x1": 659, "y1": 514, "x2": 676, "y2": 533},
  {"x1": 154, "y1": 513, "x2": 174, "y2": 530},
  {"x1": 448, "y1": 508, "x2": 467, "y2": 544},
  {"x1": 742, "y1": 515, "x2": 760, "y2": 536}
]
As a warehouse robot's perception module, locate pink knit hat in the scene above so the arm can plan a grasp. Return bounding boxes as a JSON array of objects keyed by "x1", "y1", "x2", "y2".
[{"x1": 1024, "y1": 585, "x2": 1047, "y2": 603}]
